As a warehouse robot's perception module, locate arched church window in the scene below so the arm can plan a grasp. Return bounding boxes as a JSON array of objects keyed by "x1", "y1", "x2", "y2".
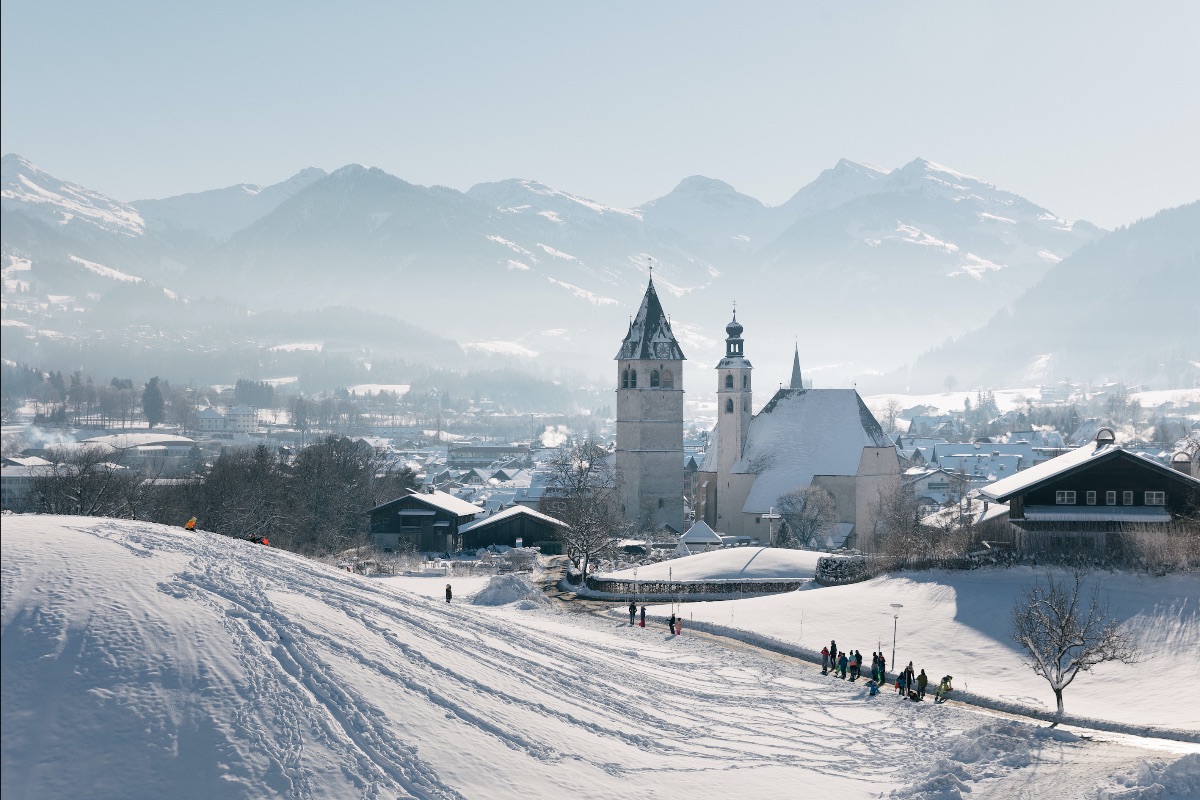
[
  {"x1": 725, "y1": 374, "x2": 734, "y2": 390},
  {"x1": 742, "y1": 374, "x2": 749, "y2": 389},
  {"x1": 630, "y1": 370, "x2": 637, "y2": 388},
  {"x1": 725, "y1": 398, "x2": 734, "y2": 413},
  {"x1": 662, "y1": 369, "x2": 674, "y2": 389},
  {"x1": 744, "y1": 400, "x2": 750, "y2": 412},
  {"x1": 621, "y1": 369, "x2": 629, "y2": 389},
  {"x1": 650, "y1": 370, "x2": 660, "y2": 388},
  {"x1": 658, "y1": 498, "x2": 664, "y2": 508}
]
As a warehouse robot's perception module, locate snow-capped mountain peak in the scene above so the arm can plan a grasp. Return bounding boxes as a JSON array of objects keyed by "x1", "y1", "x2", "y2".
[{"x1": 1, "y1": 153, "x2": 145, "y2": 237}]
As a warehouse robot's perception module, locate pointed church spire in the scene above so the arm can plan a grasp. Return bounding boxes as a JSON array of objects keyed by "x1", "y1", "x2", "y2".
[
  {"x1": 615, "y1": 278, "x2": 685, "y2": 361},
  {"x1": 790, "y1": 343, "x2": 804, "y2": 389}
]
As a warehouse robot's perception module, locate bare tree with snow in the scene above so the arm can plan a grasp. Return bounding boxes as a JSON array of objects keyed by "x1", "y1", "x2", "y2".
[
  {"x1": 776, "y1": 485, "x2": 838, "y2": 548},
  {"x1": 1010, "y1": 571, "x2": 1138, "y2": 726}
]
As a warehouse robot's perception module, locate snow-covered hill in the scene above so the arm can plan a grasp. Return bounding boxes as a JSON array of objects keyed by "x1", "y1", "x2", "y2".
[{"x1": 4, "y1": 516, "x2": 1197, "y2": 799}]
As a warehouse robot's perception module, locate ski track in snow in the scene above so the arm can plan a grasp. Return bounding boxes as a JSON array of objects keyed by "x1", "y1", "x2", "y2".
[{"x1": 5, "y1": 517, "x2": 1195, "y2": 800}]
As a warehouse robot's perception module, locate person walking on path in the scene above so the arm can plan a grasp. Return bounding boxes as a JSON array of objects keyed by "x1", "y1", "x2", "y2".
[
  {"x1": 445, "y1": 584, "x2": 453, "y2": 603},
  {"x1": 629, "y1": 601, "x2": 637, "y2": 626},
  {"x1": 879, "y1": 653, "x2": 887, "y2": 683},
  {"x1": 896, "y1": 672, "x2": 907, "y2": 696},
  {"x1": 838, "y1": 651, "x2": 849, "y2": 679},
  {"x1": 821, "y1": 646, "x2": 830, "y2": 675},
  {"x1": 855, "y1": 650, "x2": 864, "y2": 680},
  {"x1": 639, "y1": 605, "x2": 646, "y2": 628},
  {"x1": 829, "y1": 641, "x2": 838, "y2": 671},
  {"x1": 668, "y1": 612, "x2": 677, "y2": 635},
  {"x1": 917, "y1": 669, "x2": 928, "y2": 700}
]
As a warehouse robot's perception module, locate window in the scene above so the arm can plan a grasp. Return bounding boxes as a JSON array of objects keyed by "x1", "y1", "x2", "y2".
[
  {"x1": 662, "y1": 369, "x2": 674, "y2": 389},
  {"x1": 725, "y1": 398, "x2": 734, "y2": 413},
  {"x1": 1086, "y1": 491, "x2": 1096, "y2": 505},
  {"x1": 1146, "y1": 491, "x2": 1166, "y2": 506},
  {"x1": 1123, "y1": 491, "x2": 1133, "y2": 505},
  {"x1": 742, "y1": 374, "x2": 748, "y2": 389},
  {"x1": 621, "y1": 369, "x2": 629, "y2": 389},
  {"x1": 1055, "y1": 490, "x2": 1076, "y2": 505},
  {"x1": 629, "y1": 370, "x2": 637, "y2": 388},
  {"x1": 658, "y1": 498, "x2": 664, "y2": 508},
  {"x1": 650, "y1": 370, "x2": 660, "y2": 388},
  {"x1": 1106, "y1": 490, "x2": 1116, "y2": 505},
  {"x1": 725, "y1": 374, "x2": 734, "y2": 389}
]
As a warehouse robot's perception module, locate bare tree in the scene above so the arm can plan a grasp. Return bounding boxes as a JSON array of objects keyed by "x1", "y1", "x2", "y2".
[
  {"x1": 1010, "y1": 571, "x2": 1138, "y2": 725},
  {"x1": 32, "y1": 444, "x2": 144, "y2": 518},
  {"x1": 540, "y1": 440, "x2": 624, "y2": 580},
  {"x1": 776, "y1": 485, "x2": 838, "y2": 548}
]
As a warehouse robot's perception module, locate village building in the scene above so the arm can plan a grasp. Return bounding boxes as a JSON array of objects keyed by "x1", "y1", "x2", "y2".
[
  {"x1": 980, "y1": 428, "x2": 1200, "y2": 552},
  {"x1": 368, "y1": 490, "x2": 483, "y2": 553},
  {"x1": 614, "y1": 278, "x2": 686, "y2": 533},
  {"x1": 692, "y1": 314, "x2": 900, "y2": 550},
  {"x1": 457, "y1": 504, "x2": 568, "y2": 551}
]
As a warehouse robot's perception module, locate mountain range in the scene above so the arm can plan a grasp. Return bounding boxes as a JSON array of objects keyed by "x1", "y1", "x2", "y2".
[{"x1": 4, "y1": 151, "x2": 1192, "y2": 393}]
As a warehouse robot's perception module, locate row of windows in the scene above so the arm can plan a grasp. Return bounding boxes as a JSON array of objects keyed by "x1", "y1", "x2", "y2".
[
  {"x1": 1055, "y1": 490, "x2": 1166, "y2": 506},
  {"x1": 723, "y1": 373, "x2": 750, "y2": 389},
  {"x1": 621, "y1": 368, "x2": 674, "y2": 389}
]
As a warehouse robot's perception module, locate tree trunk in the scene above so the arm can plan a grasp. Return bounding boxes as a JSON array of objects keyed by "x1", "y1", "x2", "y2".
[{"x1": 1052, "y1": 688, "x2": 1064, "y2": 727}]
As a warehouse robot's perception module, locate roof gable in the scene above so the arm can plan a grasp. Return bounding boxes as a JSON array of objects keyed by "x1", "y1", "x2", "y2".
[
  {"x1": 735, "y1": 388, "x2": 893, "y2": 513},
  {"x1": 981, "y1": 443, "x2": 1200, "y2": 502}
]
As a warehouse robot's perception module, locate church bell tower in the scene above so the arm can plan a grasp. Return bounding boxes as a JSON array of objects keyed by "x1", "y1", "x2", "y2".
[
  {"x1": 615, "y1": 277, "x2": 685, "y2": 533},
  {"x1": 715, "y1": 307, "x2": 752, "y2": 477}
]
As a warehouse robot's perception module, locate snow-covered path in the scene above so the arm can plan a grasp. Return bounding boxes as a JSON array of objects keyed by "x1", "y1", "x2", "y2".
[{"x1": 3, "y1": 516, "x2": 1197, "y2": 799}]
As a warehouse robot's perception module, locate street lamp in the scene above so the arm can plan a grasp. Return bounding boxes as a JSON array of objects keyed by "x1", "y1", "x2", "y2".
[{"x1": 890, "y1": 603, "x2": 904, "y2": 675}]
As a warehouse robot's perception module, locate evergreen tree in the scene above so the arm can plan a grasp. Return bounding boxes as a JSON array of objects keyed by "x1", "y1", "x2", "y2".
[{"x1": 143, "y1": 377, "x2": 165, "y2": 428}]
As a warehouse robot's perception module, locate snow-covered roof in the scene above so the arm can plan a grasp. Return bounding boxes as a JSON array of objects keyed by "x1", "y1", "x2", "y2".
[
  {"x1": 679, "y1": 520, "x2": 722, "y2": 543},
  {"x1": 614, "y1": 279, "x2": 685, "y2": 361},
  {"x1": 980, "y1": 440, "x2": 1200, "y2": 502},
  {"x1": 80, "y1": 433, "x2": 195, "y2": 448},
  {"x1": 372, "y1": 490, "x2": 482, "y2": 517},
  {"x1": 733, "y1": 388, "x2": 892, "y2": 514},
  {"x1": 459, "y1": 504, "x2": 569, "y2": 532},
  {"x1": 193, "y1": 408, "x2": 223, "y2": 419}
]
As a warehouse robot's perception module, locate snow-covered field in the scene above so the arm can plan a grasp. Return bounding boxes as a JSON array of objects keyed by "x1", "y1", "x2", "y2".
[{"x1": 4, "y1": 516, "x2": 1198, "y2": 799}]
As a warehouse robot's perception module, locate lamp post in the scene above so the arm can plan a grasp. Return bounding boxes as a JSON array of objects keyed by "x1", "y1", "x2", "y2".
[
  {"x1": 761, "y1": 507, "x2": 781, "y2": 545},
  {"x1": 890, "y1": 603, "x2": 903, "y2": 675}
]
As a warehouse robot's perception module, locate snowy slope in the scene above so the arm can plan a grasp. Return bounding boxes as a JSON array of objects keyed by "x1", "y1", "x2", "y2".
[
  {"x1": 669, "y1": 567, "x2": 1200, "y2": 733},
  {"x1": 604, "y1": 546, "x2": 822, "y2": 581},
  {"x1": 1, "y1": 153, "x2": 144, "y2": 236},
  {"x1": 4, "y1": 516, "x2": 1199, "y2": 800}
]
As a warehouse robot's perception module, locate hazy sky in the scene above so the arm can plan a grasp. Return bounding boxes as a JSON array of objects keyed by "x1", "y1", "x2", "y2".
[{"x1": 3, "y1": 1, "x2": 1197, "y2": 228}]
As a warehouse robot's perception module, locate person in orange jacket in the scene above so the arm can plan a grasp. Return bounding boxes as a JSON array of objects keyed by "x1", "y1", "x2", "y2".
[{"x1": 184, "y1": 516, "x2": 197, "y2": 531}]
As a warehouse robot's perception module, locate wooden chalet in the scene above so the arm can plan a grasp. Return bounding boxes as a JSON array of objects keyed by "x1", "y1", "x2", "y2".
[
  {"x1": 369, "y1": 490, "x2": 482, "y2": 554},
  {"x1": 457, "y1": 505, "x2": 568, "y2": 552},
  {"x1": 980, "y1": 429, "x2": 1200, "y2": 553}
]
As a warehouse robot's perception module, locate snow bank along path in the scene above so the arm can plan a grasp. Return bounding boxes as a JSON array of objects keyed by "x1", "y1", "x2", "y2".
[{"x1": 4, "y1": 516, "x2": 1197, "y2": 800}]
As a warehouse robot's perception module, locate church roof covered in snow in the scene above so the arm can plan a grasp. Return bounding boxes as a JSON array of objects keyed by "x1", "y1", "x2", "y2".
[
  {"x1": 614, "y1": 279, "x2": 685, "y2": 361},
  {"x1": 733, "y1": 388, "x2": 893, "y2": 514}
]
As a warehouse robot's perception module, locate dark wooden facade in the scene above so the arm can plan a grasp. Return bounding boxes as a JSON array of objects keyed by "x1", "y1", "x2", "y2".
[
  {"x1": 369, "y1": 494, "x2": 479, "y2": 554},
  {"x1": 1016, "y1": 452, "x2": 1196, "y2": 518},
  {"x1": 460, "y1": 508, "x2": 567, "y2": 551}
]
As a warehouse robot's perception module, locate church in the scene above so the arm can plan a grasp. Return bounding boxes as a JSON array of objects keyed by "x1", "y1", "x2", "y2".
[
  {"x1": 692, "y1": 312, "x2": 900, "y2": 549},
  {"x1": 613, "y1": 277, "x2": 899, "y2": 546}
]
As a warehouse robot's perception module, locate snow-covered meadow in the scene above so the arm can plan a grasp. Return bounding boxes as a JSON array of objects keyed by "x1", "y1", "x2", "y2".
[{"x1": 3, "y1": 516, "x2": 1198, "y2": 799}]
